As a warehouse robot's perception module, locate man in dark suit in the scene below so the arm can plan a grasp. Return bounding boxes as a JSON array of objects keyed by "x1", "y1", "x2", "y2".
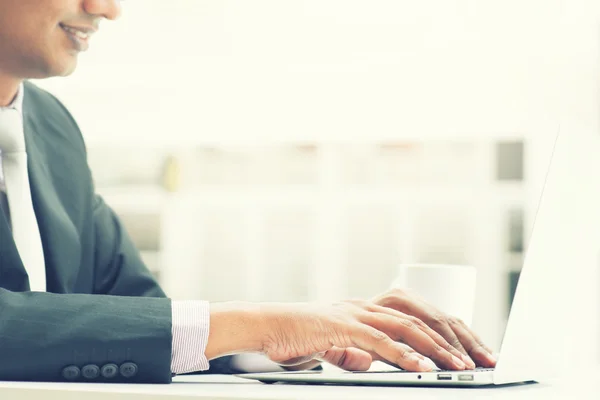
[{"x1": 0, "y1": 0, "x2": 496, "y2": 384}]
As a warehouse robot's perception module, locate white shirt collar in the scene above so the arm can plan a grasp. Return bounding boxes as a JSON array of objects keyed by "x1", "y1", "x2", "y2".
[
  {"x1": 0, "y1": 83, "x2": 24, "y2": 189},
  {"x1": 5, "y1": 83, "x2": 25, "y2": 113}
]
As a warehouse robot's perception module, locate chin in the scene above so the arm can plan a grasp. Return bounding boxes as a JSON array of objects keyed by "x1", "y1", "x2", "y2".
[
  {"x1": 36, "y1": 50, "x2": 79, "y2": 78},
  {"x1": 58, "y1": 62, "x2": 78, "y2": 77},
  {"x1": 53, "y1": 55, "x2": 79, "y2": 77},
  {"x1": 26, "y1": 58, "x2": 78, "y2": 80}
]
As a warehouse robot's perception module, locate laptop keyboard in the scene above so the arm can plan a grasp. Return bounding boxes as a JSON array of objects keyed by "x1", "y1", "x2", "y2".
[
  {"x1": 344, "y1": 368, "x2": 495, "y2": 374},
  {"x1": 438, "y1": 368, "x2": 495, "y2": 373}
]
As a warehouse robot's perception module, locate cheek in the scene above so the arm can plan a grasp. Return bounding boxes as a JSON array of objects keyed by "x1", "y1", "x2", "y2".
[
  {"x1": 19, "y1": 25, "x2": 58, "y2": 61},
  {"x1": 0, "y1": 2, "x2": 75, "y2": 77},
  {"x1": 1, "y1": 13, "x2": 56, "y2": 52},
  {"x1": 0, "y1": 2, "x2": 52, "y2": 39},
  {"x1": 14, "y1": 24, "x2": 75, "y2": 77}
]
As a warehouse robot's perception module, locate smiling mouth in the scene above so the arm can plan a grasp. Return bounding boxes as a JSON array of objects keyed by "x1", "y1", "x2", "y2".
[
  {"x1": 59, "y1": 23, "x2": 96, "y2": 51},
  {"x1": 60, "y1": 24, "x2": 93, "y2": 39}
]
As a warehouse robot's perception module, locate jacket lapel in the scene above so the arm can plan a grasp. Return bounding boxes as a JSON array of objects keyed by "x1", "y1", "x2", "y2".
[{"x1": 22, "y1": 100, "x2": 81, "y2": 293}]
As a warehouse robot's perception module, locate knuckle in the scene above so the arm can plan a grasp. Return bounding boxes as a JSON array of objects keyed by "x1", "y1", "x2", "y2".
[
  {"x1": 400, "y1": 319, "x2": 416, "y2": 330},
  {"x1": 411, "y1": 316, "x2": 427, "y2": 328},
  {"x1": 429, "y1": 313, "x2": 449, "y2": 327},
  {"x1": 367, "y1": 329, "x2": 389, "y2": 343},
  {"x1": 399, "y1": 349, "x2": 413, "y2": 361},
  {"x1": 448, "y1": 317, "x2": 464, "y2": 326},
  {"x1": 441, "y1": 341, "x2": 455, "y2": 352},
  {"x1": 378, "y1": 289, "x2": 405, "y2": 307},
  {"x1": 363, "y1": 301, "x2": 380, "y2": 312},
  {"x1": 473, "y1": 342, "x2": 487, "y2": 354},
  {"x1": 431, "y1": 343, "x2": 444, "y2": 355},
  {"x1": 427, "y1": 313, "x2": 448, "y2": 331},
  {"x1": 477, "y1": 339, "x2": 490, "y2": 349},
  {"x1": 449, "y1": 337, "x2": 463, "y2": 349},
  {"x1": 394, "y1": 346, "x2": 414, "y2": 365}
]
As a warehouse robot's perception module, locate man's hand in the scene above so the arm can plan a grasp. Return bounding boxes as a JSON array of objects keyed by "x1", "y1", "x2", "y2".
[
  {"x1": 206, "y1": 300, "x2": 472, "y2": 372},
  {"x1": 371, "y1": 288, "x2": 496, "y2": 368}
]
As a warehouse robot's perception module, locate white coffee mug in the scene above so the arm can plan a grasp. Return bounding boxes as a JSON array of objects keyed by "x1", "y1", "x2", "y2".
[{"x1": 391, "y1": 264, "x2": 477, "y2": 327}]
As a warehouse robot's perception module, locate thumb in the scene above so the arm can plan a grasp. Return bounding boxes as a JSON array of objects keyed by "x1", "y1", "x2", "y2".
[{"x1": 318, "y1": 347, "x2": 373, "y2": 371}]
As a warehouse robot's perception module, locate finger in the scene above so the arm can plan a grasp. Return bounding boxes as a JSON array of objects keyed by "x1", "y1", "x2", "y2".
[
  {"x1": 425, "y1": 313, "x2": 471, "y2": 356},
  {"x1": 450, "y1": 319, "x2": 497, "y2": 367},
  {"x1": 360, "y1": 312, "x2": 466, "y2": 371},
  {"x1": 367, "y1": 346, "x2": 436, "y2": 371},
  {"x1": 378, "y1": 296, "x2": 473, "y2": 361},
  {"x1": 459, "y1": 320, "x2": 495, "y2": 355},
  {"x1": 368, "y1": 304, "x2": 476, "y2": 370},
  {"x1": 413, "y1": 319, "x2": 475, "y2": 369},
  {"x1": 348, "y1": 326, "x2": 434, "y2": 372},
  {"x1": 318, "y1": 347, "x2": 373, "y2": 371}
]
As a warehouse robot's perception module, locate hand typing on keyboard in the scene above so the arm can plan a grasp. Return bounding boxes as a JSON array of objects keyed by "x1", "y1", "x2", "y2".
[
  {"x1": 206, "y1": 300, "x2": 478, "y2": 373},
  {"x1": 371, "y1": 288, "x2": 497, "y2": 369}
]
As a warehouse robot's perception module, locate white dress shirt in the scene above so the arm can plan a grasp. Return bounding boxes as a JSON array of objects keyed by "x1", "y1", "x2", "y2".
[{"x1": 0, "y1": 85, "x2": 210, "y2": 375}]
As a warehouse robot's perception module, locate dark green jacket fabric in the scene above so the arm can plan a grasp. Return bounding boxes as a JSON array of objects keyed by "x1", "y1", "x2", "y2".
[{"x1": 0, "y1": 81, "x2": 173, "y2": 383}]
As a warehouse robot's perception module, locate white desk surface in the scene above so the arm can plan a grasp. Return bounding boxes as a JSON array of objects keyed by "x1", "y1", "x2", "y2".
[{"x1": 0, "y1": 367, "x2": 599, "y2": 400}]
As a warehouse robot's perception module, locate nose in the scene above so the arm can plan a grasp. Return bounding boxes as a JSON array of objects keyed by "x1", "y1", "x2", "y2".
[{"x1": 83, "y1": 0, "x2": 123, "y2": 21}]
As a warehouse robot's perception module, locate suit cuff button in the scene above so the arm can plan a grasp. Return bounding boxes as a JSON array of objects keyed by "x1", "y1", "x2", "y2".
[
  {"x1": 120, "y1": 362, "x2": 138, "y2": 378},
  {"x1": 62, "y1": 365, "x2": 80, "y2": 381},
  {"x1": 82, "y1": 364, "x2": 100, "y2": 380},
  {"x1": 101, "y1": 363, "x2": 119, "y2": 379}
]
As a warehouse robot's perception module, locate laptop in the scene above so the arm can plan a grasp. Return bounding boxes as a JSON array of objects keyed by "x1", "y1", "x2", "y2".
[{"x1": 239, "y1": 128, "x2": 569, "y2": 387}]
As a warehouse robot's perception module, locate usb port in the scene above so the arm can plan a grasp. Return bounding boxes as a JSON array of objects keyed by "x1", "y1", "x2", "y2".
[
  {"x1": 458, "y1": 374, "x2": 474, "y2": 381},
  {"x1": 437, "y1": 374, "x2": 452, "y2": 381}
]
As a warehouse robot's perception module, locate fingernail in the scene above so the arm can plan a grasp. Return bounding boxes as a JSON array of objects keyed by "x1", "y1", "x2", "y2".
[
  {"x1": 461, "y1": 354, "x2": 476, "y2": 369},
  {"x1": 452, "y1": 355, "x2": 466, "y2": 369},
  {"x1": 418, "y1": 359, "x2": 434, "y2": 371},
  {"x1": 486, "y1": 352, "x2": 497, "y2": 364}
]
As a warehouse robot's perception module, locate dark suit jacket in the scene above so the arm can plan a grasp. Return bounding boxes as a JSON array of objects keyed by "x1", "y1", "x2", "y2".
[{"x1": 0, "y1": 81, "x2": 203, "y2": 383}]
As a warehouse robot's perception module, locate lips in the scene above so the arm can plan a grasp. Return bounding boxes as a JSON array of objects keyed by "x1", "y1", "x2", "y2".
[
  {"x1": 61, "y1": 25, "x2": 91, "y2": 40},
  {"x1": 59, "y1": 23, "x2": 96, "y2": 51}
]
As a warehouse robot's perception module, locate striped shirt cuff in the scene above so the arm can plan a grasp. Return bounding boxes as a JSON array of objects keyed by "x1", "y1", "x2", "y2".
[{"x1": 171, "y1": 300, "x2": 211, "y2": 375}]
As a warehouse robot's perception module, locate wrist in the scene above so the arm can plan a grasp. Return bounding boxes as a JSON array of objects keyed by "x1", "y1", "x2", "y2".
[{"x1": 205, "y1": 302, "x2": 266, "y2": 360}]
